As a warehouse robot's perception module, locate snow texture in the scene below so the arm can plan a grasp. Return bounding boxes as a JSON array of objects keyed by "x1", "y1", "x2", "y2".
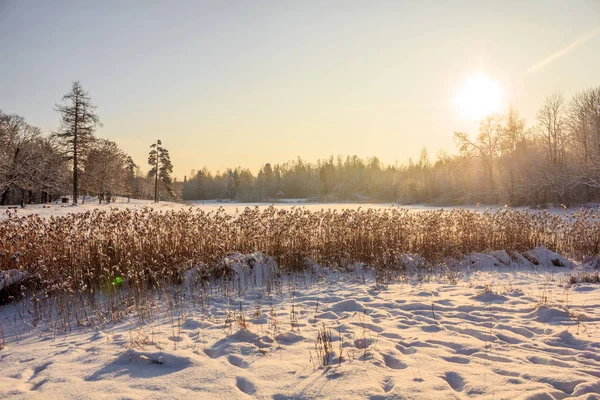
[
  {"x1": 1, "y1": 259, "x2": 599, "y2": 399},
  {"x1": 0, "y1": 202, "x2": 597, "y2": 399}
]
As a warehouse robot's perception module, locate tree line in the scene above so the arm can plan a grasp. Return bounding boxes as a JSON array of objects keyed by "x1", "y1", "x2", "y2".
[
  {"x1": 183, "y1": 87, "x2": 600, "y2": 207},
  {"x1": 4, "y1": 83, "x2": 599, "y2": 207},
  {"x1": 0, "y1": 81, "x2": 175, "y2": 205}
]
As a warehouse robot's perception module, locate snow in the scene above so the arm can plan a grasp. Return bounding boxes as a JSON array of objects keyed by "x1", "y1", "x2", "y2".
[
  {"x1": 0, "y1": 198, "x2": 187, "y2": 221},
  {"x1": 1, "y1": 257, "x2": 599, "y2": 399},
  {"x1": 528, "y1": 246, "x2": 573, "y2": 268},
  {"x1": 0, "y1": 269, "x2": 27, "y2": 290},
  {"x1": 1, "y1": 202, "x2": 599, "y2": 399},
  {"x1": 0, "y1": 197, "x2": 578, "y2": 221}
]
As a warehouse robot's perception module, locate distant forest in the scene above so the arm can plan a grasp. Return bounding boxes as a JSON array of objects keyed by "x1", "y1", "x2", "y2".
[
  {"x1": 183, "y1": 87, "x2": 600, "y2": 207},
  {"x1": 3, "y1": 85, "x2": 600, "y2": 207}
]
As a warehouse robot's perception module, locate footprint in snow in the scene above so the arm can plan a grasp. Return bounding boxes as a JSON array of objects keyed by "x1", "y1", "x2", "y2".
[
  {"x1": 382, "y1": 376, "x2": 395, "y2": 392},
  {"x1": 236, "y1": 376, "x2": 256, "y2": 395},
  {"x1": 16, "y1": 362, "x2": 52, "y2": 392},
  {"x1": 383, "y1": 354, "x2": 407, "y2": 370},
  {"x1": 395, "y1": 344, "x2": 417, "y2": 355},
  {"x1": 442, "y1": 371, "x2": 466, "y2": 392},
  {"x1": 228, "y1": 355, "x2": 249, "y2": 368},
  {"x1": 442, "y1": 355, "x2": 470, "y2": 364}
]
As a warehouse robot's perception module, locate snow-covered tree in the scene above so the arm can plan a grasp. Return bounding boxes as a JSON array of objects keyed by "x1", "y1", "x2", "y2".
[{"x1": 82, "y1": 139, "x2": 132, "y2": 203}]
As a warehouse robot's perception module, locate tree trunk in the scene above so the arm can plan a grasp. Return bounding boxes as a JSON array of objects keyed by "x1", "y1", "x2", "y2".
[
  {"x1": 0, "y1": 188, "x2": 9, "y2": 205},
  {"x1": 73, "y1": 137, "x2": 78, "y2": 204},
  {"x1": 72, "y1": 97, "x2": 80, "y2": 204}
]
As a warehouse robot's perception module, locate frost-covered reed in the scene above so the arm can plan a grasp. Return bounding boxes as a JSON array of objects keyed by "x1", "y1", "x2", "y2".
[{"x1": 1, "y1": 206, "x2": 599, "y2": 302}]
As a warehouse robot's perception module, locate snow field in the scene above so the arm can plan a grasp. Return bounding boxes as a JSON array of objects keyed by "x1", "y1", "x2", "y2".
[
  {"x1": 1, "y1": 204, "x2": 599, "y2": 399},
  {"x1": 1, "y1": 256, "x2": 599, "y2": 400},
  {"x1": 0, "y1": 198, "x2": 574, "y2": 222}
]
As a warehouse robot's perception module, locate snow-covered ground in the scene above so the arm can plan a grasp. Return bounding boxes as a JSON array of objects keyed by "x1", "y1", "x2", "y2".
[
  {"x1": 0, "y1": 197, "x2": 574, "y2": 221},
  {"x1": 0, "y1": 198, "x2": 186, "y2": 221},
  {"x1": 1, "y1": 257, "x2": 599, "y2": 399},
  {"x1": 1, "y1": 202, "x2": 598, "y2": 399}
]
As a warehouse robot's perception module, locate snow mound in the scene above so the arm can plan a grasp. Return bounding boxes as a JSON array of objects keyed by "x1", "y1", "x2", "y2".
[
  {"x1": 462, "y1": 253, "x2": 499, "y2": 269},
  {"x1": 225, "y1": 252, "x2": 280, "y2": 290},
  {"x1": 0, "y1": 269, "x2": 27, "y2": 290},
  {"x1": 181, "y1": 252, "x2": 280, "y2": 294},
  {"x1": 471, "y1": 290, "x2": 508, "y2": 303},
  {"x1": 492, "y1": 250, "x2": 511, "y2": 265},
  {"x1": 398, "y1": 254, "x2": 428, "y2": 273},
  {"x1": 330, "y1": 299, "x2": 367, "y2": 313},
  {"x1": 85, "y1": 351, "x2": 193, "y2": 381},
  {"x1": 527, "y1": 246, "x2": 572, "y2": 268},
  {"x1": 527, "y1": 306, "x2": 570, "y2": 323}
]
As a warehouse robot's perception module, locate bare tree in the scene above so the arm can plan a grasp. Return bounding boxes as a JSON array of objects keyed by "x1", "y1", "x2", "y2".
[
  {"x1": 537, "y1": 92, "x2": 567, "y2": 168},
  {"x1": 0, "y1": 111, "x2": 70, "y2": 205},
  {"x1": 568, "y1": 88, "x2": 600, "y2": 193},
  {"x1": 536, "y1": 92, "x2": 576, "y2": 204},
  {"x1": 0, "y1": 112, "x2": 42, "y2": 205},
  {"x1": 82, "y1": 139, "x2": 130, "y2": 203},
  {"x1": 499, "y1": 107, "x2": 529, "y2": 205},
  {"x1": 31, "y1": 137, "x2": 70, "y2": 203},
  {"x1": 454, "y1": 114, "x2": 504, "y2": 201}
]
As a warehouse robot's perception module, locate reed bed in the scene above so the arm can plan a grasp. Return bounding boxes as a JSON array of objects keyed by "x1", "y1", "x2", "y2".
[{"x1": 1, "y1": 206, "x2": 599, "y2": 302}]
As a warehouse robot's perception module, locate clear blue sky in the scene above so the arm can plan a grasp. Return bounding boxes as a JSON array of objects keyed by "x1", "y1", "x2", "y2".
[{"x1": 1, "y1": 0, "x2": 599, "y2": 178}]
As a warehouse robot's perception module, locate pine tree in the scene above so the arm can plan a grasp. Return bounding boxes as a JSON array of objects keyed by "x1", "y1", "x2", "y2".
[
  {"x1": 54, "y1": 81, "x2": 102, "y2": 204},
  {"x1": 148, "y1": 140, "x2": 174, "y2": 202},
  {"x1": 226, "y1": 169, "x2": 240, "y2": 200}
]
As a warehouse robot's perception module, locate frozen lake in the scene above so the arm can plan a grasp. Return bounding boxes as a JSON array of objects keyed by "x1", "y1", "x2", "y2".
[{"x1": 0, "y1": 197, "x2": 574, "y2": 221}]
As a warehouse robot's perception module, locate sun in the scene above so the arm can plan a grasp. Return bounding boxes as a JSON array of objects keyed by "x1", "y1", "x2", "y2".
[{"x1": 454, "y1": 72, "x2": 504, "y2": 121}]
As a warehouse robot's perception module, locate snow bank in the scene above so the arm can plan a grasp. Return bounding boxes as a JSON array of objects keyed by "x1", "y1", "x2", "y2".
[
  {"x1": 527, "y1": 246, "x2": 572, "y2": 268},
  {"x1": 459, "y1": 246, "x2": 574, "y2": 271},
  {"x1": 180, "y1": 253, "x2": 279, "y2": 295},
  {"x1": 0, "y1": 269, "x2": 27, "y2": 290}
]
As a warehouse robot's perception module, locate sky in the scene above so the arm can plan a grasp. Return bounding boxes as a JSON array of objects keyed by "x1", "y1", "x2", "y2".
[{"x1": 1, "y1": 0, "x2": 599, "y2": 179}]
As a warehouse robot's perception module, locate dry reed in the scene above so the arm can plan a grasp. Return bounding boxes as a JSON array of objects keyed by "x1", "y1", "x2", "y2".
[{"x1": 1, "y1": 206, "x2": 599, "y2": 306}]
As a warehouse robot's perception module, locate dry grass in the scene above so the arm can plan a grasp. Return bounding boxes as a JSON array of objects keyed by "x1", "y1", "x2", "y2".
[
  {"x1": 1, "y1": 207, "x2": 599, "y2": 295},
  {"x1": 314, "y1": 323, "x2": 334, "y2": 367},
  {"x1": 568, "y1": 271, "x2": 600, "y2": 285},
  {"x1": 0, "y1": 206, "x2": 599, "y2": 330}
]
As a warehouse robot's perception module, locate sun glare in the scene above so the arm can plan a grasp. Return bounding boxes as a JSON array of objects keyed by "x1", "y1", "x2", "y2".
[{"x1": 455, "y1": 72, "x2": 504, "y2": 121}]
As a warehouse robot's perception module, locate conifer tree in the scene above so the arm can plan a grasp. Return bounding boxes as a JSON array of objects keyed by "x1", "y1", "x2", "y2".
[
  {"x1": 148, "y1": 140, "x2": 174, "y2": 202},
  {"x1": 54, "y1": 81, "x2": 101, "y2": 204}
]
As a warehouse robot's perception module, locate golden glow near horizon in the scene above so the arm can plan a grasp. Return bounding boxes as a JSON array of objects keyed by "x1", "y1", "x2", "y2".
[
  {"x1": 454, "y1": 72, "x2": 505, "y2": 121},
  {"x1": 2, "y1": 2, "x2": 599, "y2": 178}
]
